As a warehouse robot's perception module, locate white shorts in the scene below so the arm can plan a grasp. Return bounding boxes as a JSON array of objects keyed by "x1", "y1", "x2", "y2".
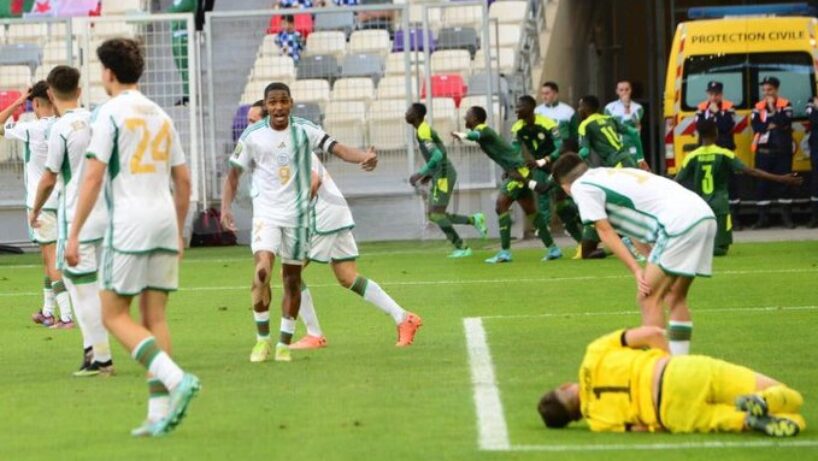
[
  {"x1": 649, "y1": 219, "x2": 716, "y2": 278},
  {"x1": 29, "y1": 210, "x2": 57, "y2": 244},
  {"x1": 309, "y1": 229, "x2": 359, "y2": 263},
  {"x1": 100, "y1": 249, "x2": 179, "y2": 296},
  {"x1": 60, "y1": 242, "x2": 101, "y2": 284},
  {"x1": 251, "y1": 218, "x2": 310, "y2": 265}
]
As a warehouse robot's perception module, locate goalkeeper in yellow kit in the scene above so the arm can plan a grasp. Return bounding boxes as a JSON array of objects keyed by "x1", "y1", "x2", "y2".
[{"x1": 538, "y1": 326, "x2": 805, "y2": 436}]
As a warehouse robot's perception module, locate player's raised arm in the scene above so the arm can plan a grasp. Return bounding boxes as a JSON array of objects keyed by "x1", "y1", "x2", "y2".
[
  {"x1": 740, "y1": 165, "x2": 803, "y2": 187},
  {"x1": 623, "y1": 326, "x2": 669, "y2": 351},
  {"x1": 65, "y1": 157, "x2": 106, "y2": 266}
]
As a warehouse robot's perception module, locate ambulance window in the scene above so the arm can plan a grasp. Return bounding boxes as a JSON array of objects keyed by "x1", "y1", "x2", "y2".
[
  {"x1": 750, "y1": 52, "x2": 815, "y2": 119},
  {"x1": 682, "y1": 54, "x2": 746, "y2": 111}
]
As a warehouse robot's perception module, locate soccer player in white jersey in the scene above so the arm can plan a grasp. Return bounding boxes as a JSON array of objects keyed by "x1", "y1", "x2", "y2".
[
  {"x1": 30, "y1": 65, "x2": 114, "y2": 376},
  {"x1": 65, "y1": 38, "x2": 199, "y2": 437},
  {"x1": 552, "y1": 153, "x2": 716, "y2": 356},
  {"x1": 535, "y1": 81, "x2": 577, "y2": 145},
  {"x1": 290, "y1": 151, "x2": 422, "y2": 349},
  {"x1": 604, "y1": 80, "x2": 646, "y2": 168},
  {"x1": 220, "y1": 82, "x2": 377, "y2": 363},
  {"x1": 0, "y1": 82, "x2": 74, "y2": 328}
]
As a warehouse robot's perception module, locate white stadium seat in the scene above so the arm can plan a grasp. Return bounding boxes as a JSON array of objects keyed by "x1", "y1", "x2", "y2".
[
  {"x1": 473, "y1": 47, "x2": 516, "y2": 74},
  {"x1": 325, "y1": 101, "x2": 367, "y2": 147},
  {"x1": 102, "y1": 0, "x2": 145, "y2": 14},
  {"x1": 0, "y1": 66, "x2": 32, "y2": 88},
  {"x1": 490, "y1": 24, "x2": 521, "y2": 48},
  {"x1": 442, "y1": 5, "x2": 482, "y2": 30},
  {"x1": 348, "y1": 30, "x2": 391, "y2": 57},
  {"x1": 331, "y1": 78, "x2": 375, "y2": 105},
  {"x1": 258, "y1": 35, "x2": 282, "y2": 57},
  {"x1": 251, "y1": 55, "x2": 296, "y2": 82},
  {"x1": 430, "y1": 50, "x2": 472, "y2": 79},
  {"x1": 91, "y1": 20, "x2": 138, "y2": 38},
  {"x1": 305, "y1": 31, "x2": 347, "y2": 60},
  {"x1": 409, "y1": 4, "x2": 442, "y2": 32},
  {"x1": 291, "y1": 79, "x2": 331, "y2": 108},
  {"x1": 241, "y1": 79, "x2": 269, "y2": 105},
  {"x1": 385, "y1": 52, "x2": 424, "y2": 77},
  {"x1": 422, "y1": 97, "x2": 457, "y2": 144},
  {"x1": 368, "y1": 99, "x2": 407, "y2": 150},
  {"x1": 489, "y1": 1, "x2": 528, "y2": 24},
  {"x1": 376, "y1": 75, "x2": 417, "y2": 100}
]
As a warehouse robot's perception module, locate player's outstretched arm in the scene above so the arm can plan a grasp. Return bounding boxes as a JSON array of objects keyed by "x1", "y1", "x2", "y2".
[
  {"x1": 29, "y1": 170, "x2": 57, "y2": 227},
  {"x1": 172, "y1": 164, "x2": 191, "y2": 258},
  {"x1": 220, "y1": 166, "x2": 241, "y2": 232},
  {"x1": 595, "y1": 219, "x2": 650, "y2": 296},
  {"x1": 741, "y1": 166, "x2": 803, "y2": 187},
  {"x1": 65, "y1": 157, "x2": 106, "y2": 266},
  {"x1": 624, "y1": 326, "x2": 669, "y2": 352},
  {"x1": 330, "y1": 143, "x2": 377, "y2": 171}
]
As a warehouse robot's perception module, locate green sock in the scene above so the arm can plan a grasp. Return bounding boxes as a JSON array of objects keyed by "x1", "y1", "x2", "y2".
[
  {"x1": 530, "y1": 212, "x2": 554, "y2": 247},
  {"x1": 498, "y1": 212, "x2": 512, "y2": 250},
  {"x1": 430, "y1": 212, "x2": 465, "y2": 249},
  {"x1": 557, "y1": 201, "x2": 584, "y2": 243},
  {"x1": 448, "y1": 213, "x2": 471, "y2": 225},
  {"x1": 132, "y1": 337, "x2": 161, "y2": 369},
  {"x1": 349, "y1": 276, "x2": 368, "y2": 296}
]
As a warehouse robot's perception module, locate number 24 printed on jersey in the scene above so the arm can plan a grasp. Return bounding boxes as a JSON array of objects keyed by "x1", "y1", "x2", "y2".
[{"x1": 125, "y1": 117, "x2": 172, "y2": 174}]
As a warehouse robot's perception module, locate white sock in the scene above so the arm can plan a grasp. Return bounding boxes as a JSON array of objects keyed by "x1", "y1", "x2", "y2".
[
  {"x1": 361, "y1": 280, "x2": 407, "y2": 324},
  {"x1": 43, "y1": 284, "x2": 55, "y2": 316},
  {"x1": 253, "y1": 310, "x2": 270, "y2": 340},
  {"x1": 133, "y1": 337, "x2": 184, "y2": 391},
  {"x1": 299, "y1": 288, "x2": 323, "y2": 337},
  {"x1": 71, "y1": 279, "x2": 111, "y2": 362},
  {"x1": 52, "y1": 279, "x2": 73, "y2": 322},
  {"x1": 280, "y1": 317, "x2": 296, "y2": 344},
  {"x1": 147, "y1": 377, "x2": 170, "y2": 422},
  {"x1": 64, "y1": 279, "x2": 93, "y2": 349},
  {"x1": 668, "y1": 320, "x2": 693, "y2": 356}
]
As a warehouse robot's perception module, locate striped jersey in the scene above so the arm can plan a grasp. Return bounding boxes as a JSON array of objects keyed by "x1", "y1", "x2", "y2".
[
  {"x1": 3, "y1": 116, "x2": 59, "y2": 210},
  {"x1": 604, "y1": 100, "x2": 644, "y2": 128},
  {"x1": 231, "y1": 116, "x2": 334, "y2": 229},
  {"x1": 570, "y1": 168, "x2": 714, "y2": 243},
  {"x1": 86, "y1": 90, "x2": 186, "y2": 253}
]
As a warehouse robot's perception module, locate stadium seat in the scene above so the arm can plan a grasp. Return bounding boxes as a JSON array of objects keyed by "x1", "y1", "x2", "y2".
[
  {"x1": 92, "y1": 20, "x2": 138, "y2": 38},
  {"x1": 101, "y1": 0, "x2": 144, "y2": 14},
  {"x1": 420, "y1": 74, "x2": 467, "y2": 107},
  {"x1": 0, "y1": 44, "x2": 41, "y2": 71},
  {"x1": 490, "y1": 24, "x2": 521, "y2": 48},
  {"x1": 357, "y1": 0, "x2": 396, "y2": 32},
  {"x1": 436, "y1": 26, "x2": 479, "y2": 57},
  {"x1": 331, "y1": 78, "x2": 375, "y2": 105},
  {"x1": 325, "y1": 101, "x2": 367, "y2": 147},
  {"x1": 241, "y1": 79, "x2": 269, "y2": 105},
  {"x1": 5, "y1": 23, "x2": 48, "y2": 44},
  {"x1": 305, "y1": 31, "x2": 347, "y2": 60},
  {"x1": 87, "y1": 84, "x2": 109, "y2": 106},
  {"x1": 0, "y1": 66, "x2": 32, "y2": 89},
  {"x1": 408, "y1": 4, "x2": 442, "y2": 32},
  {"x1": 441, "y1": 5, "x2": 483, "y2": 30},
  {"x1": 251, "y1": 55, "x2": 296, "y2": 82},
  {"x1": 368, "y1": 98, "x2": 407, "y2": 150},
  {"x1": 313, "y1": 11, "x2": 355, "y2": 38},
  {"x1": 268, "y1": 14, "x2": 313, "y2": 39},
  {"x1": 87, "y1": 39, "x2": 105, "y2": 62},
  {"x1": 392, "y1": 28, "x2": 435, "y2": 53},
  {"x1": 430, "y1": 49, "x2": 472, "y2": 80},
  {"x1": 42, "y1": 40, "x2": 78, "y2": 65},
  {"x1": 293, "y1": 101, "x2": 322, "y2": 125},
  {"x1": 0, "y1": 137, "x2": 15, "y2": 162},
  {"x1": 467, "y1": 71, "x2": 510, "y2": 109},
  {"x1": 376, "y1": 75, "x2": 417, "y2": 100},
  {"x1": 33, "y1": 66, "x2": 49, "y2": 82},
  {"x1": 296, "y1": 54, "x2": 340, "y2": 81},
  {"x1": 0, "y1": 90, "x2": 25, "y2": 122},
  {"x1": 459, "y1": 95, "x2": 503, "y2": 125},
  {"x1": 292, "y1": 79, "x2": 331, "y2": 109},
  {"x1": 348, "y1": 30, "x2": 391, "y2": 58},
  {"x1": 422, "y1": 97, "x2": 458, "y2": 144},
  {"x1": 340, "y1": 53, "x2": 384, "y2": 84},
  {"x1": 473, "y1": 47, "x2": 516, "y2": 74},
  {"x1": 232, "y1": 104, "x2": 251, "y2": 143},
  {"x1": 385, "y1": 52, "x2": 424, "y2": 77},
  {"x1": 88, "y1": 62, "x2": 104, "y2": 84},
  {"x1": 258, "y1": 35, "x2": 282, "y2": 57},
  {"x1": 489, "y1": 1, "x2": 528, "y2": 24}
]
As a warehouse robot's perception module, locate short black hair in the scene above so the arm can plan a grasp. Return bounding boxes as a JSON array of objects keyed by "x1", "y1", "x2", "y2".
[
  {"x1": 96, "y1": 38, "x2": 144, "y2": 84},
  {"x1": 251, "y1": 99, "x2": 265, "y2": 108},
  {"x1": 469, "y1": 105, "x2": 487, "y2": 123},
  {"x1": 46, "y1": 65, "x2": 80, "y2": 99},
  {"x1": 518, "y1": 95, "x2": 537, "y2": 108},
  {"x1": 264, "y1": 82, "x2": 291, "y2": 99},
  {"x1": 697, "y1": 119, "x2": 718, "y2": 141},
  {"x1": 579, "y1": 95, "x2": 600, "y2": 112},
  {"x1": 409, "y1": 102, "x2": 427, "y2": 118},
  {"x1": 538, "y1": 391, "x2": 571, "y2": 429},
  {"x1": 282, "y1": 14, "x2": 295, "y2": 23},
  {"x1": 28, "y1": 80, "x2": 50, "y2": 102},
  {"x1": 551, "y1": 152, "x2": 586, "y2": 184},
  {"x1": 543, "y1": 81, "x2": 559, "y2": 92},
  {"x1": 617, "y1": 79, "x2": 632, "y2": 87}
]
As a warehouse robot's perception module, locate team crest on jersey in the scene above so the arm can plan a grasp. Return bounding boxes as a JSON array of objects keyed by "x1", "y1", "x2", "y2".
[
  {"x1": 276, "y1": 153, "x2": 289, "y2": 166},
  {"x1": 538, "y1": 133, "x2": 546, "y2": 140}
]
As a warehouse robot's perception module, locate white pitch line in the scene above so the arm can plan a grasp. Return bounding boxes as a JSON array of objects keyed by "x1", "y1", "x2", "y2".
[
  {"x1": 463, "y1": 317, "x2": 510, "y2": 451},
  {"x1": 508, "y1": 440, "x2": 818, "y2": 452},
  {"x1": 480, "y1": 305, "x2": 818, "y2": 320}
]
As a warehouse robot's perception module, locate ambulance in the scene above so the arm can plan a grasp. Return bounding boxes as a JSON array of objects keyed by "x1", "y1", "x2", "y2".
[{"x1": 663, "y1": 5, "x2": 815, "y2": 199}]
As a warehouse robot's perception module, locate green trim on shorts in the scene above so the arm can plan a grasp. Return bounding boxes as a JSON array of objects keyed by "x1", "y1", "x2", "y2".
[
  {"x1": 307, "y1": 257, "x2": 331, "y2": 264},
  {"x1": 311, "y1": 224, "x2": 355, "y2": 236},
  {"x1": 63, "y1": 271, "x2": 98, "y2": 285},
  {"x1": 144, "y1": 286, "x2": 177, "y2": 293},
  {"x1": 331, "y1": 256, "x2": 358, "y2": 262},
  {"x1": 665, "y1": 216, "x2": 716, "y2": 238},
  {"x1": 79, "y1": 237, "x2": 104, "y2": 245},
  {"x1": 112, "y1": 247, "x2": 180, "y2": 255},
  {"x1": 34, "y1": 238, "x2": 57, "y2": 245}
]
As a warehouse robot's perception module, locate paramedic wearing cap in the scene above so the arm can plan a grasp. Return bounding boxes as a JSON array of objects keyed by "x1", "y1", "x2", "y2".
[{"x1": 751, "y1": 76, "x2": 795, "y2": 229}]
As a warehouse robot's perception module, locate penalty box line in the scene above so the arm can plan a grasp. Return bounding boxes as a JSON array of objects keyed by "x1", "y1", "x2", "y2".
[{"x1": 463, "y1": 314, "x2": 818, "y2": 453}]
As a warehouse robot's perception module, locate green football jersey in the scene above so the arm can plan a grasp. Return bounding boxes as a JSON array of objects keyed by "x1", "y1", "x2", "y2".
[
  {"x1": 675, "y1": 144, "x2": 745, "y2": 214},
  {"x1": 465, "y1": 123, "x2": 527, "y2": 174},
  {"x1": 416, "y1": 120, "x2": 454, "y2": 178},
  {"x1": 511, "y1": 114, "x2": 562, "y2": 161},
  {"x1": 578, "y1": 113, "x2": 628, "y2": 166}
]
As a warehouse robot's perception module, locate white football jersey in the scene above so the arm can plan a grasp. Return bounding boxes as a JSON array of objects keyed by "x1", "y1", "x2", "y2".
[
  {"x1": 231, "y1": 116, "x2": 336, "y2": 229},
  {"x1": 3, "y1": 116, "x2": 59, "y2": 210},
  {"x1": 311, "y1": 152, "x2": 354, "y2": 234},
  {"x1": 571, "y1": 168, "x2": 714, "y2": 243},
  {"x1": 534, "y1": 101, "x2": 575, "y2": 125},
  {"x1": 44, "y1": 108, "x2": 108, "y2": 243},
  {"x1": 86, "y1": 90, "x2": 186, "y2": 253},
  {"x1": 604, "y1": 100, "x2": 644, "y2": 127}
]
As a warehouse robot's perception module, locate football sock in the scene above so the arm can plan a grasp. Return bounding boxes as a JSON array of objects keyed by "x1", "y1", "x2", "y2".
[
  {"x1": 498, "y1": 212, "x2": 512, "y2": 250},
  {"x1": 51, "y1": 279, "x2": 73, "y2": 322},
  {"x1": 760, "y1": 385, "x2": 804, "y2": 414},
  {"x1": 298, "y1": 285, "x2": 323, "y2": 337},
  {"x1": 279, "y1": 317, "x2": 296, "y2": 345},
  {"x1": 42, "y1": 276, "x2": 55, "y2": 316},
  {"x1": 430, "y1": 212, "x2": 465, "y2": 249},
  {"x1": 253, "y1": 310, "x2": 270, "y2": 340},
  {"x1": 132, "y1": 337, "x2": 183, "y2": 391},
  {"x1": 556, "y1": 201, "x2": 583, "y2": 242},
  {"x1": 350, "y1": 276, "x2": 407, "y2": 324},
  {"x1": 63, "y1": 279, "x2": 93, "y2": 349},
  {"x1": 668, "y1": 321, "x2": 693, "y2": 355},
  {"x1": 448, "y1": 214, "x2": 472, "y2": 225},
  {"x1": 70, "y1": 279, "x2": 111, "y2": 362},
  {"x1": 529, "y1": 212, "x2": 554, "y2": 247},
  {"x1": 147, "y1": 377, "x2": 170, "y2": 422}
]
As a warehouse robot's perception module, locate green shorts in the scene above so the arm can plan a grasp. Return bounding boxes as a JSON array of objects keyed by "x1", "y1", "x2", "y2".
[
  {"x1": 582, "y1": 223, "x2": 600, "y2": 242},
  {"x1": 607, "y1": 152, "x2": 638, "y2": 168},
  {"x1": 715, "y1": 213, "x2": 733, "y2": 250},
  {"x1": 429, "y1": 171, "x2": 456, "y2": 208},
  {"x1": 500, "y1": 177, "x2": 533, "y2": 201}
]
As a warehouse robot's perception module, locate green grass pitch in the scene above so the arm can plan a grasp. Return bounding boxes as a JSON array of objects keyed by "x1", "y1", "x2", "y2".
[{"x1": 1, "y1": 240, "x2": 816, "y2": 461}]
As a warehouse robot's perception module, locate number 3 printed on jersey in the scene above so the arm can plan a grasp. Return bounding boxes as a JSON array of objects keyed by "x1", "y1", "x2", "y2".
[{"x1": 126, "y1": 118, "x2": 172, "y2": 174}]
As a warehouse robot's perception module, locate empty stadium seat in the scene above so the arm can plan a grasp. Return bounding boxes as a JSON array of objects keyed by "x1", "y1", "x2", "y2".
[
  {"x1": 267, "y1": 14, "x2": 313, "y2": 38},
  {"x1": 341, "y1": 53, "x2": 384, "y2": 83},
  {"x1": 0, "y1": 44, "x2": 41, "y2": 71},
  {"x1": 92, "y1": 20, "x2": 138, "y2": 38},
  {"x1": 102, "y1": 0, "x2": 144, "y2": 14},
  {"x1": 473, "y1": 47, "x2": 516, "y2": 74},
  {"x1": 430, "y1": 49, "x2": 472, "y2": 79},
  {"x1": 459, "y1": 95, "x2": 503, "y2": 125},
  {"x1": 408, "y1": 4, "x2": 441, "y2": 31},
  {"x1": 376, "y1": 75, "x2": 417, "y2": 100},
  {"x1": 5, "y1": 23, "x2": 49, "y2": 44},
  {"x1": 292, "y1": 79, "x2": 331, "y2": 108},
  {"x1": 385, "y1": 52, "x2": 424, "y2": 77},
  {"x1": 441, "y1": 5, "x2": 483, "y2": 29},
  {"x1": 241, "y1": 79, "x2": 269, "y2": 105},
  {"x1": 368, "y1": 99, "x2": 407, "y2": 150},
  {"x1": 251, "y1": 55, "x2": 296, "y2": 82},
  {"x1": 490, "y1": 24, "x2": 521, "y2": 48},
  {"x1": 258, "y1": 35, "x2": 282, "y2": 57},
  {"x1": 436, "y1": 27, "x2": 479, "y2": 57},
  {"x1": 420, "y1": 74, "x2": 467, "y2": 107},
  {"x1": 88, "y1": 62, "x2": 104, "y2": 84},
  {"x1": 305, "y1": 31, "x2": 347, "y2": 60},
  {"x1": 313, "y1": 11, "x2": 355, "y2": 37},
  {"x1": 325, "y1": 101, "x2": 367, "y2": 147},
  {"x1": 467, "y1": 71, "x2": 510, "y2": 109},
  {"x1": 0, "y1": 66, "x2": 32, "y2": 89},
  {"x1": 293, "y1": 102, "x2": 322, "y2": 125},
  {"x1": 489, "y1": 1, "x2": 528, "y2": 24},
  {"x1": 296, "y1": 54, "x2": 340, "y2": 81},
  {"x1": 348, "y1": 30, "x2": 391, "y2": 57},
  {"x1": 392, "y1": 28, "x2": 435, "y2": 52},
  {"x1": 42, "y1": 40, "x2": 78, "y2": 65},
  {"x1": 0, "y1": 90, "x2": 25, "y2": 122},
  {"x1": 331, "y1": 78, "x2": 375, "y2": 105}
]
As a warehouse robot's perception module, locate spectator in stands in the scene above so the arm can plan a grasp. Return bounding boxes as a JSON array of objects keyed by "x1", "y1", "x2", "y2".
[
  {"x1": 275, "y1": 15, "x2": 304, "y2": 62},
  {"x1": 535, "y1": 81, "x2": 578, "y2": 150},
  {"x1": 247, "y1": 100, "x2": 266, "y2": 124},
  {"x1": 276, "y1": 0, "x2": 314, "y2": 8},
  {"x1": 751, "y1": 76, "x2": 795, "y2": 229}
]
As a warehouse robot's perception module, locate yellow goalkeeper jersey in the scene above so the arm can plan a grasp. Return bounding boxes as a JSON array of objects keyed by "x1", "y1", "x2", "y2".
[{"x1": 579, "y1": 330, "x2": 669, "y2": 432}]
